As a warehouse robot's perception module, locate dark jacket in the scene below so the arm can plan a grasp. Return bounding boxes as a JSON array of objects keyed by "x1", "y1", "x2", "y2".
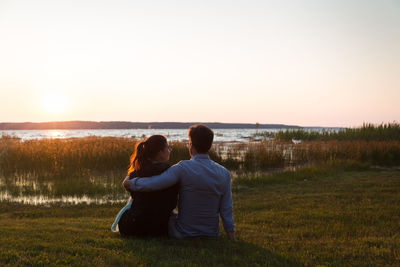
[{"x1": 118, "y1": 162, "x2": 179, "y2": 237}]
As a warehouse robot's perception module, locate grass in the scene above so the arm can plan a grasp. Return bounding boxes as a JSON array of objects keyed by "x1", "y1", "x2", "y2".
[
  {"x1": 232, "y1": 160, "x2": 370, "y2": 186},
  {"x1": 233, "y1": 168, "x2": 400, "y2": 266},
  {"x1": 1, "y1": 167, "x2": 399, "y2": 266},
  {"x1": 1, "y1": 126, "x2": 399, "y2": 265},
  {"x1": 290, "y1": 140, "x2": 400, "y2": 166},
  {"x1": 3, "y1": 136, "x2": 399, "y2": 176},
  {"x1": 273, "y1": 122, "x2": 400, "y2": 141},
  {"x1": 212, "y1": 139, "x2": 400, "y2": 172}
]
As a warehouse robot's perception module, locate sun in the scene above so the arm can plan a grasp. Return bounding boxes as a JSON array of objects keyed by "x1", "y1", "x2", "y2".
[{"x1": 43, "y1": 93, "x2": 69, "y2": 114}]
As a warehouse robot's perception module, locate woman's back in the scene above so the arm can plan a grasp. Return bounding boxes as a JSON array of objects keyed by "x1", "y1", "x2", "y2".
[{"x1": 118, "y1": 162, "x2": 178, "y2": 237}]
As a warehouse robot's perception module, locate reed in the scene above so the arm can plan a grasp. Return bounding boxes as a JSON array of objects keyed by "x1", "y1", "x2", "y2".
[
  {"x1": 168, "y1": 141, "x2": 190, "y2": 164},
  {"x1": 0, "y1": 136, "x2": 135, "y2": 178},
  {"x1": 242, "y1": 141, "x2": 285, "y2": 171},
  {"x1": 1, "y1": 135, "x2": 400, "y2": 181},
  {"x1": 4, "y1": 136, "x2": 399, "y2": 200},
  {"x1": 273, "y1": 122, "x2": 400, "y2": 141},
  {"x1": 291, "y1": 140, "x2": 400, "y2": 166}
]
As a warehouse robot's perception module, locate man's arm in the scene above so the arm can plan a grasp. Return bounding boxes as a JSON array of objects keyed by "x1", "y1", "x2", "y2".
[
  {"x1": 219, "y1": 172, "x2": 235, "y2": 239},
  {"x1": 127, "y1": 163, "x2": 181, "y2": 192}
]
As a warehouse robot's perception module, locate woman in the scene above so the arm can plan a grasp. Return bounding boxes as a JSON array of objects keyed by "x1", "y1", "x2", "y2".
[{"x1": 111, "y1": 135, "x2": 178, "y2": 237}]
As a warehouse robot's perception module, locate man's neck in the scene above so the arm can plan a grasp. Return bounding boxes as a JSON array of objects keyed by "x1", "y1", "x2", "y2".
[{"x1": 191, "y1": 153, "x2": 210, "y2": 159}]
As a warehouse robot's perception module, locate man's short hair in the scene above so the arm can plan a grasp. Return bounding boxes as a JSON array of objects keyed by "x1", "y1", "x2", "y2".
[{"x1": 188, "y1": 124, "x2": 214, "y2": 153}]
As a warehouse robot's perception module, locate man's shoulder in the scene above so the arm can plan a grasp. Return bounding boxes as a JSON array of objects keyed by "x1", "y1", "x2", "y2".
[
  {"x1": 210, "y1": 160, "x2": 230, "y2": 175},
  {"x1": 169, "y1": 160, "x2": 191, "y2": 172},
  {"x1": 174, "y1": 159, "x2": 190, "y2": 167},
  {"x1": 176, "y1": 157, "x2": 230, "y2": 176},
  {"x1": 174, "y1": 159, "x2": 198, "y2": 170}
]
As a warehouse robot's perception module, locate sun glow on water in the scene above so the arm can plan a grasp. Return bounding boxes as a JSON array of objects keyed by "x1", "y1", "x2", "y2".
[{"x1": 46, "y1": 130, "x2": 67, "y2": 139}]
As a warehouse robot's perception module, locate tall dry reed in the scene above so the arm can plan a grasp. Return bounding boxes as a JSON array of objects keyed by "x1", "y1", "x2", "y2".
[
  {"x1": 0, "y1": 136, "x2": 136, "y2": 178},
  {"x1": 1, "y1": 135, "x2": 400, "y2": 180},
  {"x1": 274, "y1": 122, "x2": 400, "y2": 141}
]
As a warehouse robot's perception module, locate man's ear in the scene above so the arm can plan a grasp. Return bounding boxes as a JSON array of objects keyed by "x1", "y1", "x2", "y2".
[{"x1": 190, "y1": 144, "x2": 197, "y2": 155}]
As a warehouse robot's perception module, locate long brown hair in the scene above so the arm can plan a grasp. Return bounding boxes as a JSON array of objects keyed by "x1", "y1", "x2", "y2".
[{"x1": 128, "y1": 135, "x2": 168, "y2": 175}]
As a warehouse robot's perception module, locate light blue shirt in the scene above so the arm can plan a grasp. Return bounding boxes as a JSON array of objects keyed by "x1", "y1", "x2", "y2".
[{"x1": 129, "y1": 154, "x2": 235, "y2": 237}]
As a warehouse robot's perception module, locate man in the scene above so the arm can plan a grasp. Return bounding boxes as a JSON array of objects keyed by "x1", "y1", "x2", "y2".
[{"x1": 124, "y1": 124, "x2": 235, "y2": 240}]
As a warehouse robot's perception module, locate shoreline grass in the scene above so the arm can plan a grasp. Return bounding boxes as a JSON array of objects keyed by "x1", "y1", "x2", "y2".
[
  {"x1": 271, "y1": 122, "x2": 400, "y2": 141},
  {"x1": 1, "y1": 135, "x2": 399, "y2": 178},
  {"x1": 1, "y1": 132, "x2": 399, "y2": 201}
]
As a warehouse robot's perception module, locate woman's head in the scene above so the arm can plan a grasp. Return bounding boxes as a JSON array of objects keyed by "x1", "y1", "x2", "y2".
[{"x1": 128, "y1": 135, "x2": 170, "y2": 174}]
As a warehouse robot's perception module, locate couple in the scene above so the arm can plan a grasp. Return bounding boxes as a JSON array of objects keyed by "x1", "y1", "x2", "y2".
[{"x1": 111, "y1": 124, "x2": 235, "y2": 240}]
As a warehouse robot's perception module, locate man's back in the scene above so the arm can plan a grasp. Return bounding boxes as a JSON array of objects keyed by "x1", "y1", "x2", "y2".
[{"x1": 175, "y1": 154, "x2": 233, "y2": 237}]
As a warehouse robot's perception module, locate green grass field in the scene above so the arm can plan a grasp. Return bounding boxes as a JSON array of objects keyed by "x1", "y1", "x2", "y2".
[{"x1": 1, "y1": 168, "x2": 399, "y2": 266}]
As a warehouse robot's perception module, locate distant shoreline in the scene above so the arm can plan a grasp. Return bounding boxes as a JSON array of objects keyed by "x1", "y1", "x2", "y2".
[{"x1": 0, "y1": 121, "x2": 304, "y2": 130}]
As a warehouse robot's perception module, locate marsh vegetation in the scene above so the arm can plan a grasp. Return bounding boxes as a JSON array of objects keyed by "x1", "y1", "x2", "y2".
[{"x1": 0, "y1": 123, "x2": 399, "y2": 203}]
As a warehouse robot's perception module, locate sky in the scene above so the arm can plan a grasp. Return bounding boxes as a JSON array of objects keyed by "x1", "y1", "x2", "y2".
[{"x1": 0, "y1": 0, "x2": 399, "y2": 127}]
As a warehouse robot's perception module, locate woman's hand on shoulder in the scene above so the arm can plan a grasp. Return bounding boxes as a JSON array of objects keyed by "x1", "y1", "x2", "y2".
[{"x1": 122, "y1": 175, "x2": 131, "y2": 191}]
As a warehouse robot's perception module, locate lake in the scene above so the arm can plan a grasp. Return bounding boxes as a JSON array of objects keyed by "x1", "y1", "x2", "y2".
[{"x1": 0, "y1": 127, "x2": 335, "y2": 142}]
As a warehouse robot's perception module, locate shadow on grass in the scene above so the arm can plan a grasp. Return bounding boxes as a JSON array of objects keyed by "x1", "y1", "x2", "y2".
[{"x1": 119, "y1": 236, "x2": 301, "y2": 266}]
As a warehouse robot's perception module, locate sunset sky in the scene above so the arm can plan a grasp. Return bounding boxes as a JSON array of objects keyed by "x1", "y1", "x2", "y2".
[{"x1": 0, "y1": 0, "x2": 399, "y2": 127}]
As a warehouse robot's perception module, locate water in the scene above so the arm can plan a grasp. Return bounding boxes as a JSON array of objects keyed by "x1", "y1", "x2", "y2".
[
  {"x1": 0, "y1": 174, "x2": 128, "y2": 205},
  {"x1": 0, "y1": 128, "x2": 266, "y2": 142},
  {"x1": 0, "y1": 128, "x2": 335, "y2": 142},
  {"x1": 0, "y1": 191, "x2": 126, "y2": 205}
]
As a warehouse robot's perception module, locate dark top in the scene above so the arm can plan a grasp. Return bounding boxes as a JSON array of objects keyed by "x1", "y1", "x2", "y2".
[{"x1": 118, "y1": 162, "x2": 179, "y2": 237}]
